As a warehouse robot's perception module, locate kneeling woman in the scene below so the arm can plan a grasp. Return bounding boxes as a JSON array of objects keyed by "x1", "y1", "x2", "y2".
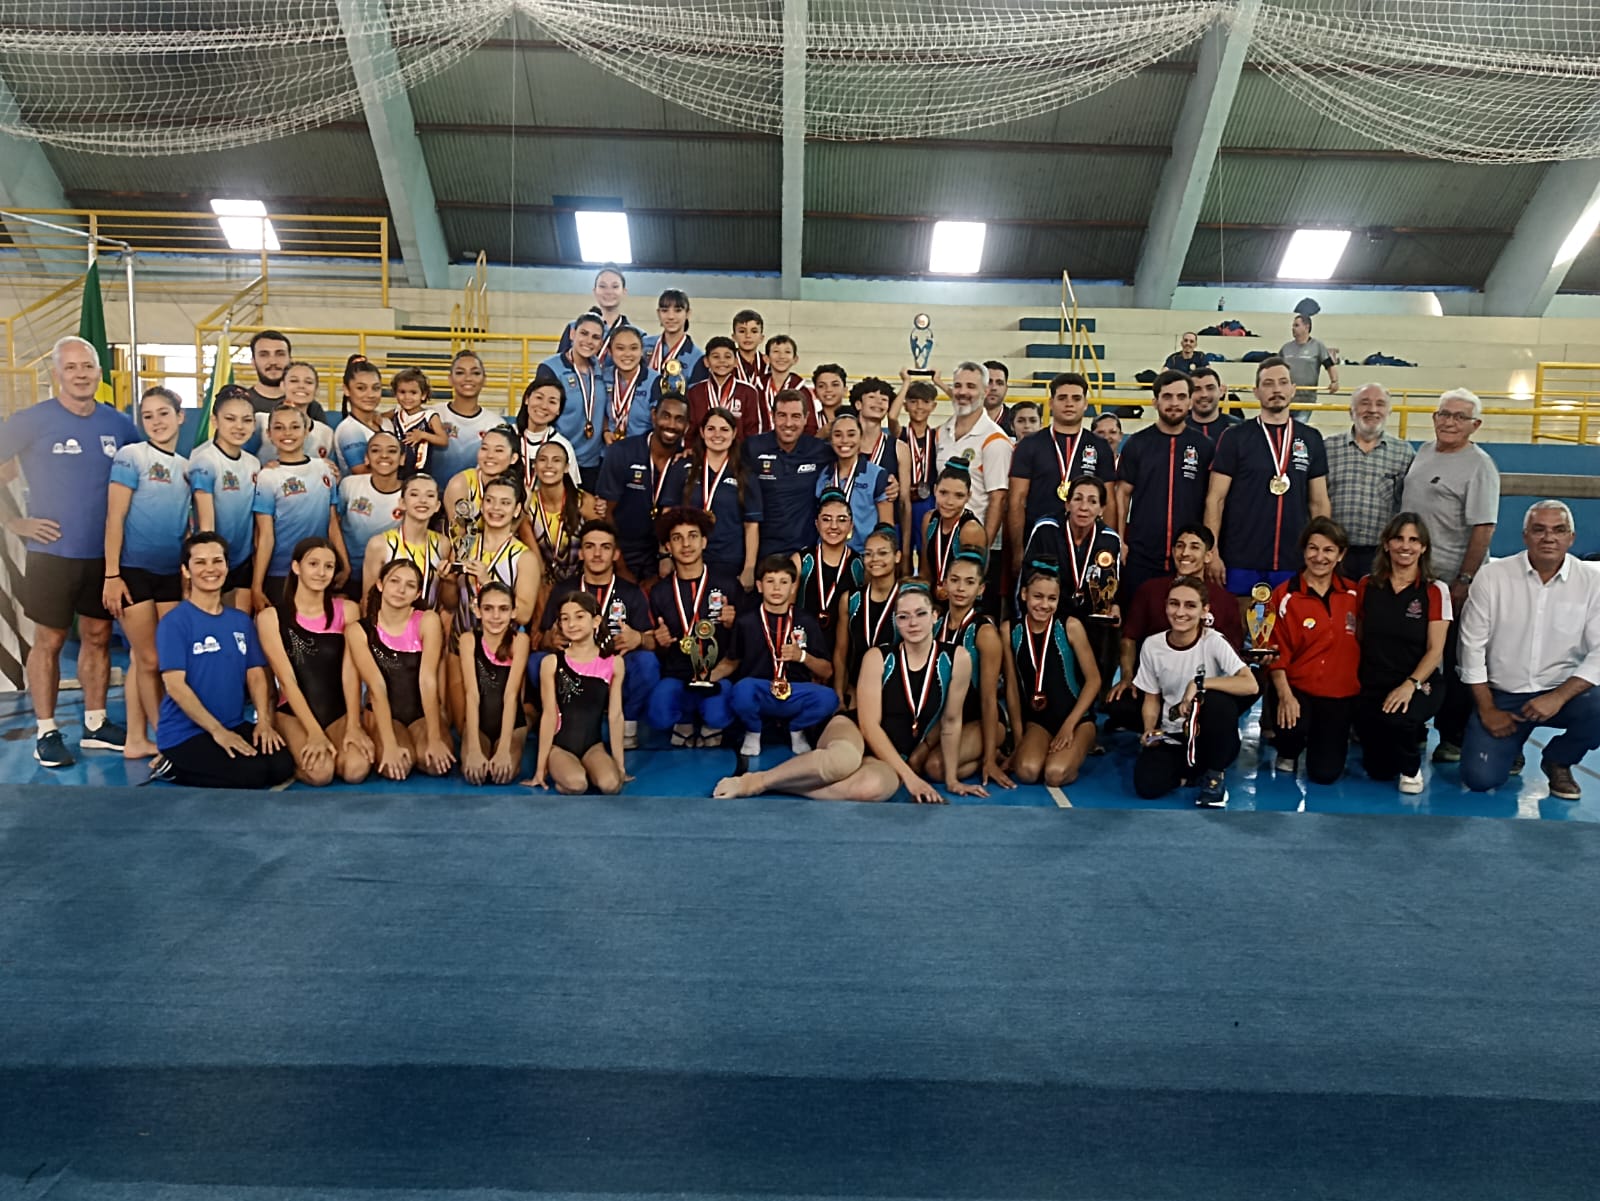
[
  {"x1": 1002, "y1": 559, "x2": 1100, "y2": 788},
  {"x1": 1133, "y1": 575, "x2": 1257, "y2": 807},
  {"x1": 348, "y1": 559, "x2": 455, "y2": 780},
  {"x1": 926, "y1": 549, "x2": 1014, "y2": 788},
  {"x1": 527, "y1": 591, "x2": 626, "y2": 794},
  {"x1": 256, "y1": 537, "x2": 374, "y2": 786},
  {"x1": 713, "y1": 583, "x2": 987, "y2": 803},
  {"x1": 456, "y1": 581, "x2": 530, "y2": 785},
  {"x1": 154, "y1": 533, "x2": 295, "y2": 789}
]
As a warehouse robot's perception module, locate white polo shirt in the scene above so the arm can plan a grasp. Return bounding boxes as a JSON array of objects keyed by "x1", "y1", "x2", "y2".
[
  {"x1": 936, "y1": 411, "x2": 1012, "y2": 546},
  {"x1": 1458, "y1": 552, "x2": 1600, "y2": 692}
]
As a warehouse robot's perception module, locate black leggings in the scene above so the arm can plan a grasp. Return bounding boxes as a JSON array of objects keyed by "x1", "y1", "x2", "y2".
[
  {"x1": 1354, "y1": 683, "x2": 1442, "y2": 780},
  {"x1": 163, "y1": 724, "x2": 296, "y2": 790},
  {"x1": 1134, "y1": 691, "x2": 1244, "y2": 799},
  {"x1": 1274, "y1": 690, "x2": 1357, "y2": 785}
]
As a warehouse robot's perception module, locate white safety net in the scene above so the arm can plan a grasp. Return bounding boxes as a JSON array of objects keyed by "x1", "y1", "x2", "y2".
[{"x1": 0, "y1": 0, "x2": 1593, "y2": 162}]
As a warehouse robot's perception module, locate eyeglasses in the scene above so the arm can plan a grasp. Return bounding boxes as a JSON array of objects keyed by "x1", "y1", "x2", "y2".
[{"x1": 1433, "y1": 410, "x2": 1476, "y2": 422}]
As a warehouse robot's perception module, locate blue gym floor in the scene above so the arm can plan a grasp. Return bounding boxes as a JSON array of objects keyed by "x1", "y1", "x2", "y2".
[{"x1": 9, "y1": 648, "x2": 1597, "y2": 820}]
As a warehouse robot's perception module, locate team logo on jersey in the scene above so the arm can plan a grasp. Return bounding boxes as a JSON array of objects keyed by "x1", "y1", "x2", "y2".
[
  {"x1": 1405, "y1": 598, "x2": 1423, "y2": 619},
  {"x1": 221, "y1": 470, "x2": 241, "y2": 492},
  {"x1": 234, "y1": 631, "x2": 249, "y2": 654},
  {"x1": 100, "y1": 435, "x2": 118, "y2": 457},
  {"x1": 350, "y1": 497, "x2": 373, "y2": 516},
  {"x1": 192, "y1": 635, "x2": 222, "y2": 655},
  {"x1": 797, "y1": 462, "x2": 817, "y2": 474},
  {"x1": 1182, "y1": 445, "x2": 1200, "y2": 478},
  {"x1": 608, "y1": 598, "x2": 627, "y2": 628},
  {"x1": 1083, "y1": 446, "x2": 1098, "y2": 470},
  {"x1": 148, "y1": 463, "x2": 172, "y2": 484},
  {"x1": 758, "y1": 454, "x2": 777, "y2": 479},
  {"x1": 1291, "y1": 439, "x2": 1310, "y2": 469},
  {"x1": 443, "y1": 422, "x2": 458, "y2": 438},
  {"x1": 321, "y1": 475, "x2": 333, "y2": 490},
  {"x1": 961, "y1": 449, "x2": 975, "y2": 463},
  {"x1": 52, "y1": 439, "x2": 82, "y2": 455},
  {"x1": 282, "y1": 477, "x2": 307, "y2": 496}
]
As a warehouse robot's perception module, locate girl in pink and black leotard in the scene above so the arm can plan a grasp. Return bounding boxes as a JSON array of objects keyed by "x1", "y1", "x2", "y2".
[{"x1": 526, "y1": 591, "x2": 626, "y2": 795}]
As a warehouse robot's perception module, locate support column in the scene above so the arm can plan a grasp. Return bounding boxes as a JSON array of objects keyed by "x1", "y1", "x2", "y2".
[
  {"x1": 337, "y1": 0, "x2": 450, "y2": 289},
  {"x1": 1482, "y1": 159, "x2": 1600, "y2": 318},
  {"x1": 1131, "y1": 0, "x2": 1260, "y2": 309},
  {"x1": 780, "y1": 0, "x2": 807, "y2": 300}
]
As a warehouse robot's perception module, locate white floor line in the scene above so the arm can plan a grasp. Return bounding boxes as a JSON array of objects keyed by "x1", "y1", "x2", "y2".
[{"x1": 1047, "y1": 785, "x2": 1072, "y2": 808}]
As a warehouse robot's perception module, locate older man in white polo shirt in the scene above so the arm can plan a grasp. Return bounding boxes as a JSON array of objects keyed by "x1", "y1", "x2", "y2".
[
  {"x1": 936, "y1": 359, "x2": 1011, "y2": 610},
  {"x1": 1458, "y1": 500, "x2": 1600, "y2": 800}
]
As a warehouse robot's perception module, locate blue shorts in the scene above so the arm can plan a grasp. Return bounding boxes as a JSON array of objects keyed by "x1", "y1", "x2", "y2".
[{"x1": 1225, "y1": 568, "x2": 1295, "y2": 597}]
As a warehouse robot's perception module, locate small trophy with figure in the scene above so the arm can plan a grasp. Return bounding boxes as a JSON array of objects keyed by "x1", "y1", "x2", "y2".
[
  {"x1": 686, "y1": 619, "x2": 720, "y2": 694},
  {"x1": 1087, "y1": 550, "x2": 1120, "y2": 622},
  {"x1": 661, "y1": 358, "x2": 686, "y2": 401},
  {"x1": 909, "y1": 313, "x2": 935, "y2": 377},
  {"x1": 448, "y1": 499, "x2": 477, "y2": 573},
  {"x1": 1244, "y1": 583, "x2": 1279, "y2": 663}
]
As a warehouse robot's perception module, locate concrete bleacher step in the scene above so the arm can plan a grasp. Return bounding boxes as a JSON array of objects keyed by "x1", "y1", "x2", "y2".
[
  {"x1": 1019, "y1": 316, "x2": 1096, "y2": 333},
  {"x1": 1025, "y1": 343, "x2": 1108, "y2": 360}
]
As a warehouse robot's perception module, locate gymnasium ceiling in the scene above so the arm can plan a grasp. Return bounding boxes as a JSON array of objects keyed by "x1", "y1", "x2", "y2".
[{"x1": 32, "y1": 13, "x2": 1600, "y2": 294}]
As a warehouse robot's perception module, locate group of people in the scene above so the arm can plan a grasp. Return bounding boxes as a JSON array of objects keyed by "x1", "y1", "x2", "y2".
[{"x1": 3, "y1": 269, "x2": 1596, "y2": 805}]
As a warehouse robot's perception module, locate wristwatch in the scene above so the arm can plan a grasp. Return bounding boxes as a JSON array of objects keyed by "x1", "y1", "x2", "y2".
[{"x1": 1455, "y1": 572, "x2": 1474, "y2": 585}]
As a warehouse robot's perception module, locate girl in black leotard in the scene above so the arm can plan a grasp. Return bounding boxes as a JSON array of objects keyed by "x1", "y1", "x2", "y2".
[
  {"x1": 1001, "y1": 558, "x2": 1100, "y2": 789},
  {"x1": 831, "y1": 523, "x2": 901, "y2": 710},
  {"x1": 256, "y1": 536, "x2": 374, "y2": 786},
  {"x1": 918, "y1": 464, "x2": 988, "y2": 596},
  {"x1": 526, "y1": 591, "x2": 625, "y2": 795},
  {"x1": 924, "y1": 549, "x2": 1014, "y2": 790},
  {"x1": 457, "y1": 581, "x2": 530, "y2": 785},
  {"x1": 348, "y1": 558, "x2": 454, "y2": 781}
]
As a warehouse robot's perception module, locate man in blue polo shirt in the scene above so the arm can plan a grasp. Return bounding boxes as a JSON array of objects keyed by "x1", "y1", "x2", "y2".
[
  {"x1": 1113, "y1": 369, "x2": 1214, "y2": 603},
  {"x1": 0, "y1": 335, "x2": 137, "y2": 767},
  {"x1": 747, "y1": 389, "x2": 834, "y2": 560},
  {"x1": 595, "y1": 394, "x2": 691, "y2": 583},
  {"x1": 1203, "y1": 356, "x2": 1330, "y2": 602}
]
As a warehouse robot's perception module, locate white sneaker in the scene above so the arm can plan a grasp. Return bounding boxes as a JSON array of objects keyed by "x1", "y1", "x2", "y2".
[
  {"x1": 1398, "y1": 771, "x2": 1424, "y2": 795},
  {"x1": 790, "y1": 730, "x2": 812, "y2": 754},
  {"x1": 740, "y1": 731, "x2": 762, "y2": 757},
  {"x1": 623, "y1": 720, "x2": 639, "y2": 750}
]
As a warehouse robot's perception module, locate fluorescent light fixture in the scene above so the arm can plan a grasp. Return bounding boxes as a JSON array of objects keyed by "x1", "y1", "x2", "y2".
[
  {"x1": 1555, "y1": 194, "x2": 1600, "y2": 268},
  {"x1": 210, "y1": 198, "x2": 280, "y2": 251},
  {"x1": 930, "y1": 220, "x2": 986, "y2": 275},
  {"x1": 1276, "y1": 228, "x2": 1351, "y2": 281},
  {"x1": 575, "y1": 210, "x2": 632, "y2": 264}
]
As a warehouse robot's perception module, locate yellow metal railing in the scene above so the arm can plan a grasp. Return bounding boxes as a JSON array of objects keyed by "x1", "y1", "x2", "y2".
[
  {"x1": 1532, "y1": 362, "x2": 1600, "y2": 445},
  {"x1": 0, "y1": 208, "x2": 390, "y2": 306},
  {"x1": 1058, "y1": 269, "x2": 1104, "y2": 397}
]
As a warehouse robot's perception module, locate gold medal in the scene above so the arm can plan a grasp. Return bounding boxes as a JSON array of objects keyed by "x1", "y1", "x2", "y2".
[
  {"x1": 1056, "y1": 481, "x2": 1070, "y2": 501},
  {"x1": 1269, "y1": 473, "x2": 1290, "y2": 496},
  {"x1": 679, "y1": 634, "x2": 695, "y2": 654},
  {"x1": 1251, "y1": 583, "x2": 1271, "y2": 603},
  {"x1": 1096, "y1": 550, "x2": 1114, "y2": 567},
  {"x1": 584, "y1": 422, "x2": 594, "y2": 440},
  {"x1": 771, "y1": 678, "x2": 792, "y2": 701}
]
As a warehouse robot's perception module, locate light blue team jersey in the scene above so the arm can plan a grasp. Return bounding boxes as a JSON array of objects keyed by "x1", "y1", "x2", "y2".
[
  {"x1": 254, "y1": 411, "x2": 336, "y2": 471},
  {"x1": 815, "y1": 455, "x2": 890, "y2": 553},
  {"x1": 252, "y1": 457, "x2": 338, "y2": 577},
  {"x1": 604, "y1": 365, "x2": 659, "y2": 439},
  {"x1": 188, "y1": 441, "x2": 261, "y2": 569},
  {"x1": 538, "y1": 352, "x2": 610, "y2": 470},
  {"x1": 642, "y1": 332, "x2": 704, "y2": 383},
  {"x1": 427, "y1": 402, "x2": 509, "y2": 486},
  {"x1": 334, "y1": 415, "x2": 377, "y2": 475},
  {"x1": 108, "y1": 442, "x2": 192, "y2": 574},
  {"x1": 337, "y1": 474, "x2": 404, "y2": 584}
]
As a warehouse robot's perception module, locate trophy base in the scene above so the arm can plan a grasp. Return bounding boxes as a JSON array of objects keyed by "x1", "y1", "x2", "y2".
[
  {"x1": 1244, "y1": 649, "x2": 1279, "y2": 665},
  {"x1": 687, "y1": 680, "x2": 718, "y2": 695},
  {"x1": 1086, "y1": 613, "x2": 1119, "y2": 623},
  {"x1": 906, "y1": 368, "x2": 935, "y2": 378}
]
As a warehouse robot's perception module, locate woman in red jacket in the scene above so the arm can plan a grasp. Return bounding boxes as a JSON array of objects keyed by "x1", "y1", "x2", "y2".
[{"x1": 1268, "y1": 517, "x2": 1361, "y2": 783}]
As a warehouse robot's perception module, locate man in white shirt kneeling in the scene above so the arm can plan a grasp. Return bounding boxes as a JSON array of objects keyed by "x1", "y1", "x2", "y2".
[{"x1": 1457, "y1": 500, "x2": 1600, "y2": 799}]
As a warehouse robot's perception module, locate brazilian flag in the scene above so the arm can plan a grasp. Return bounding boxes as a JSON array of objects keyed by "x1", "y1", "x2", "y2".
[{"x1": 77, "y1": 260, "x2": 115, "y2": 407}]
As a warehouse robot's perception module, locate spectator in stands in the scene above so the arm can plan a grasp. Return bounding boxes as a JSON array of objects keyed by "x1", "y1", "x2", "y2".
[
  {"x1": 1185, "y1": 366, "x2": 1237, "y2": 442},
  {"x1": 0, "y1": 335, "x2": 137, "y2": 768},
  {"x1": 1401, "y1": 388, "x2": 1499, "y2": 765},
  {"x1": 983, "y1": 360, "x2": 1014, "y2": 436},
  {"x1": 557, "y1": 267, "x2": 631, "y2": 360},
  {"x1": 1279, "y1": 314, "x2": 1339, "y2": 398},
  {"x1": 1113, "y1": 371, "x2": 1213, "y2": 603},
  {"x1": 1091, "y1": 413, "x2": 1123, "y2": 457},
  {"x1": 1324, "y1": 383, "x2": 1415, "y2": 578},
  {"x1": 1458, "y1": 501, "x2": 1600, "y2": 801},
  {"x1": 937, "y1": 362, "x2": 1012, "y2": 596},
  {"x1": 1163, "y1": 331, "x2": 1207, "y2": 376},
  {"x1": 1204, "y1": 357, "x2": 1330, "y2": 599},
  {"x1": 154, "y1": 532, "x2": 295, "y2": 789},
  {"x1": 1007, "y1": 371, "x2": 1117, "y2": 581}
]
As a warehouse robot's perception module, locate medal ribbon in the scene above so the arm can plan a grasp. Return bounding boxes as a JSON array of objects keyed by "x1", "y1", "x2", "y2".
[
  {"x1": 905, "y1": 427, "x2": 932, "y2": 489},
  {"x1": 573, "y1": 362, "x2": 597, "y2": 435},
  {"x1": 675, "y1": 570, "x2": 709, "y2": 637},
  {"x1": 1259, "y1": 417, "x2": 1291, "y2": 480},
  {"x1": 701, "y1": 454, "x2": 729, "y2": 511},
  {"x1": 532, "y1": 499, "x2": 567, "y2": 563},
  {"x1": 866, "y1": 429, "x2": 888, "y2": 468},
  {"x1": 649, "y1": 332, "x2": 688, "y2": 373},
  {"x1": 649, "y1": 450, "x2": 678, "y2": 510},
  {"x1": 610, "y1": 368, "x2": 641, "y2": 434},
  {"x1": 815, "y1": 545, "x2": 854, "y2": 616},
  {"x1": 1066, "y1": 526, "x2": 1095, "y2": 596},
  {"x1": 586, "y1": 575, "x2": 618, "y2": 627},
  {"x1": 1053, "y1": 430, "x2": 1081, "y2": 490},
  {"x1": 930, "y1": 515, "x2": 963, "y2": 581},
  {"x1": 1025, "y1": 620, "x2": 1051, "y2": 699},
  {"x1": 832, "y1": 457, "x2": 860, "y2": 501},
  {"x1": 762, "y1": 607, "x2": 793, "y2": 681},
  {"x1": 862, "y1": 585, "x2": 895, "y2": 647},
  {"x1": 937, "y1": 604, "x2": 976, "y2": 645},
  {"x1": 901, "y1": 647, "x2": 937, "y2": 737}
]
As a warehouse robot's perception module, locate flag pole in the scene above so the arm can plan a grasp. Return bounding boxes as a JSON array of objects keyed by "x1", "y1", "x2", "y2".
[{"x1": 124, "y1": 250, "x2": 139, "y2": 402}]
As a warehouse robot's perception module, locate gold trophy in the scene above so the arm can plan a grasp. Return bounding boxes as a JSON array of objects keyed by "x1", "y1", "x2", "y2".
[
  {"x1": 661, "y1": 358, "x2": 686, "y2": 401},
  {"x1": 687, "y1": 618, "x2": 720, "y2": 695},
  {"x1": 1086, "y1": 549, "x2": 1120, "y2": 622},
  {"x1": 1243, "y1": 582, "x2": 1278, "y2": 662}
]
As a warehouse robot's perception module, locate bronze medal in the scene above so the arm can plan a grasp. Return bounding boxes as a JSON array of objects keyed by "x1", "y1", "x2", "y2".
[
  {"x1": 771, "y1": 678, "x2": 792, "y2": 701},
  {"x1": 584, "y1": 422, "x2": 595, "y2": 440},
  {"x1": 1031, "y1": 692, "x2": 1047, "y2": 712}
]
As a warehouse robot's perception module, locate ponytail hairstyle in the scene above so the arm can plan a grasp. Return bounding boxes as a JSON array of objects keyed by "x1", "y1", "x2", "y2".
[
  {"x1": 475, "y1": 580, "x2": 520, "y2": 664},
  {"x1": 365, "y1": 557, "x2": 426, "y2": 625},
  {"x1": 558, "y1": 588, "x2": 614, "y2": 657},
  {"x1": 341, "y1": 353, "x2": 380, "y2": 417},
  {"x1": 280, "y1": 536, "x2": 338, "y2": 642},
  {"x1": 529, "y1": 438, "x2": 581, "y2": 535},
  {"x1": 1021, "y1": 554, "x2": 1062, "y2": 594},
  {"x1": 945, "y1": 547, "x2": 989, "y2": 583},
  {"x1": 479, "y1": 424, "x2": 522, "y2": 482}
]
